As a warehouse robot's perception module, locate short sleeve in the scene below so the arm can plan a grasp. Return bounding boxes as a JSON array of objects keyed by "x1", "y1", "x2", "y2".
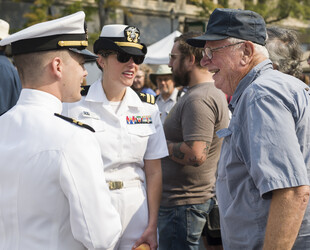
[
  {"x1": 144, "y1": 105, "x2": 168, "y2": 160},
  {"x1": 182, "y1": 99, "x2": 216, "y2": 142},
  {"x1": 244, "y1": 95, "x2": 309, "y2": 197}
]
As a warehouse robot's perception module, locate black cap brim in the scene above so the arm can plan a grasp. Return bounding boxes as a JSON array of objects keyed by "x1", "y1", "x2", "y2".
[
  {"x1": 93, "y1": 37, "x2": 146, "y2": 56},
  {"x1": 186, "y1": 34, "x2": 228, "y2": 48},
  {"x1": 69, "y1": 48, "x2": 98, "y2": 62}
]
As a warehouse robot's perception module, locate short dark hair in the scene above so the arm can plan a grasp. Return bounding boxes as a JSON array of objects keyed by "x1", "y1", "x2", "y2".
[{"x1": 174, "y1": 32, "x2": 204, "y2": 68}]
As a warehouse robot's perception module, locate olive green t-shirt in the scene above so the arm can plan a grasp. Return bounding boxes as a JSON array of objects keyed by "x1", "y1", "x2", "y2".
[{"x1": 161, "y1": 82, "x2": 229, "y2": 206}]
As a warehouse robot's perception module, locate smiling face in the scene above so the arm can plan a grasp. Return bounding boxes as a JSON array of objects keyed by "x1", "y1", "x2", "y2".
[
  {"x1": 99, "y1": 52, "x2": 139, "y2": 89},
  {"x1": 200, "y1": 40, "x2": 244, "y2": 96}
]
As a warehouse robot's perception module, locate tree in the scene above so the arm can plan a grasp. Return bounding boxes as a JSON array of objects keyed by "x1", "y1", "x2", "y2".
[
  {"x1": 245, "y1": 0, "x2": 310, "y2": 24},
  {"x1": 13, "y1": 0, "x2": 58, "y2": 27},
  {"x1": 189, "y1": 0, "x2": 221, "y2": 18},
  {"x1": 96, "y1": 0, "x2": 132, "y2": 27},
  {"x1": 191, "y1": 0, "x2": 310, "y2": 25}
]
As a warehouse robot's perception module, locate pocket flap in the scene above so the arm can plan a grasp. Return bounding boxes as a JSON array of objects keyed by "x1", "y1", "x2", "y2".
[{"x1": 127, "y1": 124, "x2": 156, "y2": 137}]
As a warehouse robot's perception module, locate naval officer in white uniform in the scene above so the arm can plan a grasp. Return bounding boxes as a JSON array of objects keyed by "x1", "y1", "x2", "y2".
[
  {"x1": 63, "y1": 25, "x2": 168, "y2": 250},
  {"x1": 0, "y1": 12, "x2": 121, "y2": 250}
]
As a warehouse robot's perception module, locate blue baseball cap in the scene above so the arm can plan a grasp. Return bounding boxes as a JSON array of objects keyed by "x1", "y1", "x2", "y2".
[{"x1": 187, "y1": 8, "x2": 267, "y2": 48}]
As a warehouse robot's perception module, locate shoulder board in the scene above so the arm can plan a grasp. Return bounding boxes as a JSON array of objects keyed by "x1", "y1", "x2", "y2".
[
  {"x1": 138, "y1": 92, "x2": 155, "y2": 105},
  {"x1": 54, "y1": 113, "x2": 95, "y2": 132},
  {"x1": 81, "y1": 85, "x2": 90, "y2": 96}
]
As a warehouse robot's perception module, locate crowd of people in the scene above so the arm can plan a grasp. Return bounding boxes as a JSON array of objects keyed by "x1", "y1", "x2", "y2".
[{"x1": 0, "y1": 6, "x2": 309, "y2": 250}]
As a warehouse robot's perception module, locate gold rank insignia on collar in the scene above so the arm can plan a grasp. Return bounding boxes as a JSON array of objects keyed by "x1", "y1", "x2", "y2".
[
  {"x1": 138, "y1": 92, "x2": 155, "y2": 104},
  {"x1": 54, "y1": 113, "x2": 95, "y2": 132}
]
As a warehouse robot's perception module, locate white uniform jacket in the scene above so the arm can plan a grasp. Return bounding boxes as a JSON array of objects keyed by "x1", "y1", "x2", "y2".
[
  {"x1": 63, "y1": 79, "x2": 168, "y2": 183},
  {"x1": 0, "y1": 89, "x2": 121, "y2": 250}
]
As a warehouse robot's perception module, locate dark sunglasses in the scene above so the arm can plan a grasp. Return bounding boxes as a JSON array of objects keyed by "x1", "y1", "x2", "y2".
[{"x1": 100, "y1": 51, "x2": 144, "y2": 65}]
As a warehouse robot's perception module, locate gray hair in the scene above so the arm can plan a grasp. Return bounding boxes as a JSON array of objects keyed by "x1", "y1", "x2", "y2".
[
  {"x1": 227, "y1": 37, "x2": 269, "y2": 58},
  {"x1": 265, "y1": 26, "x2": 303, "y2": 78}
]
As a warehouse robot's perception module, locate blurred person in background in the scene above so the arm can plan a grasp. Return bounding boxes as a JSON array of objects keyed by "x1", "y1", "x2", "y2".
[
  {"x1": 266, "y1": 26, "x2": 304, "y2": 79},
  {"x1": 0, "y1": 19, "x2": 21, "y2": 115},
  {"x1": 150, "y1": 64, "x2": 184, "y2": 124},
  {"x1": 132, "y1": 63, "x2": 156, "y2": 96}
]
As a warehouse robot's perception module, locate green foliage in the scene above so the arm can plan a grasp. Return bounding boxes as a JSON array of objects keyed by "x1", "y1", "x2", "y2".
[
  {"x1": 244, "y1": 0, "x2": 310, "y2": 24},
  {"x1": 191, "y1": 0, "x2": 220, "y2": 17},
  {"x1": 22, "y1": 0, "x2": 59, "y2": 27},
  {"x1": 191, "y1": 0, "x2": 310, "y2": 24},
  {"x1": 62, "y1": 1, "x2": 96, "y2": 22}
]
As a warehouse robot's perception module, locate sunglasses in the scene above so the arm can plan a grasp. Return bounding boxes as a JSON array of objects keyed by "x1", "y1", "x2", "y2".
[{"x1": 100, "y1": 51, "x2": 145, "y2": 65}]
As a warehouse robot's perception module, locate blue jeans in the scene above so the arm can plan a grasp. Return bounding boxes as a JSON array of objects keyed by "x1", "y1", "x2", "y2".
[{"x1": 158, "y1": 199, "x2": 214, "y2": 250}]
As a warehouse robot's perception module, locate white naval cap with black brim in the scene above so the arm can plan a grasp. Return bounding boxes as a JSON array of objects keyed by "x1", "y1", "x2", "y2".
[
  {"x1": 93, "y1": 24, "x2": 147, "y2": 56},
  {"x1": 0, "y1": 11, "x2": 97, "y2": 62}
]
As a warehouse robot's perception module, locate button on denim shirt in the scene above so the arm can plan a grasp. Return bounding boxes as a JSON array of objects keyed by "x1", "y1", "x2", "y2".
[{"x1": 216, "y1": 59, "x2": 310, "y2": 249}]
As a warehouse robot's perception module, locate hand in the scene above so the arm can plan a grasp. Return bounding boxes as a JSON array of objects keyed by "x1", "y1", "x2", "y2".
[
  {"x1": 132, "y1": 243, "x2": 150, "y2": 250},
  {"x1": 132, "y1": 226, "x2": 157, "y2": 250}
]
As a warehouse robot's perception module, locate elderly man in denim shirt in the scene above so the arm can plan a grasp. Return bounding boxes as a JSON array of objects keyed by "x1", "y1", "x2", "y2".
[{"x1": 188, "y1": 8, "x2": 310, "y2": 249}]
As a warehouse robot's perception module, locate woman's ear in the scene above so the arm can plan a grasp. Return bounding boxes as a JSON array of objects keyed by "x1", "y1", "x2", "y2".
[{"x1": 241, "y1": 41, "x2": 254, "y2": 66}]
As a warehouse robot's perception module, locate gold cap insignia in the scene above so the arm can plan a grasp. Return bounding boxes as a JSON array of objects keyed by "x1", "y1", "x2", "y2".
[{"x1": 124, "y1": 26, "x2": 140, "y2": 43}]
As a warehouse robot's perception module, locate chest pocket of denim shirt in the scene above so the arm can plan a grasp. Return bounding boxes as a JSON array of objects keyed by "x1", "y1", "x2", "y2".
[{"x1": 127, "y1": 124, "x2": 156, "y2": 160}]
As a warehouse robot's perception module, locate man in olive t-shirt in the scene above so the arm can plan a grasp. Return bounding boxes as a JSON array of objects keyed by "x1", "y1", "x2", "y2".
[{"x1": 158, "y1": 32, "x2": 229, "y2": 250}]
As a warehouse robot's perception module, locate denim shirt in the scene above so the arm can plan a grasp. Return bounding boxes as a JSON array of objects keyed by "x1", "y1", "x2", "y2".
[
  {"x1": 0, "y1": 52, "x2": 21, "y2": 115},
  {"x1": 216, "y1": 59, "x2": 310, "y2": 249}
]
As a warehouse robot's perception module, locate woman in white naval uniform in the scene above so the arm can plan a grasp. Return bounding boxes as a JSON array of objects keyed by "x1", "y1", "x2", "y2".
[{"x1": 63, "y1": 25, "x2": 168, "y2": 250}]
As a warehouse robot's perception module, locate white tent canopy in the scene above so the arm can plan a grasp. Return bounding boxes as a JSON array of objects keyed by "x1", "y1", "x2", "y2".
[{"x1": 144, "y1": 30, "x2": 182, "y2": 65}]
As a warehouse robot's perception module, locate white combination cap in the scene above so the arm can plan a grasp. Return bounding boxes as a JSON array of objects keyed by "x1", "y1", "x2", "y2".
[
  {"x1": 93, "y1": 24, "x2": 147, "y2": 56},
  {"x1": 0, "y1": 19, "x2": 9, "y2": 40},
  {"x1": 0, "y1": 11, "x2": 97, "y2": 61}
]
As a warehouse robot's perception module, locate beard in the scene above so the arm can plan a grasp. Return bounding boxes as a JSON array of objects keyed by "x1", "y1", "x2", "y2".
[{"x1": 172, "y1": 64, "x2": 191, "y2": 87}]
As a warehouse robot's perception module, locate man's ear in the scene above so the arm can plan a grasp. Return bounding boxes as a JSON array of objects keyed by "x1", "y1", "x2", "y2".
[
  {"x1": 51, "y1": 57, "x2": 63, "y2": 78},
  {"x1": 241, "y1": 41, "x2": 254, "y2": 66},
  {"x1": 97, "y1": 55, "x2": 105, "y2": 69},
  {"x1": 189, "y1": 54, "x2": 196, "y2": 65}
]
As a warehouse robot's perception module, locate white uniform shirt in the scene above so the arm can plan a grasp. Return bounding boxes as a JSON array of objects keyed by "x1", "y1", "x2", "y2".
[
  {"x1": 63, "y1": 79, "x2": 168, "y2": 183},
  {"x1": 156, "y1": 88, "x2": 181, "y2": 124},
  {"x1": 0, "y1": 89, "x2": 121, "y2": 250}
]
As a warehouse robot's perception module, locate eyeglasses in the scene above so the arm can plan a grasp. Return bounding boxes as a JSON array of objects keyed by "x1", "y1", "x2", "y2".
[
  {"x1": 100, "y1": 51, "x2": 145, "y2": 65},
  {"x1": 202, "y1": 42, "x2": 245, "y2": 60}
]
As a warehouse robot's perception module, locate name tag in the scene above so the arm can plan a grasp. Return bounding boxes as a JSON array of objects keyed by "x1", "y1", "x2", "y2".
[{"x1": 82, "y1": 110, "x2": 99, "y2": 120}]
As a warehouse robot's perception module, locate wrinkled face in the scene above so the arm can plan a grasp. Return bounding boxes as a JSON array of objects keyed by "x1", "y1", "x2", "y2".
[
  {"x1": 156, "y1": 74, "x2": 174, "y2": 96},
  {"x1": 62, "y1": 52, "x2": 88, "y2": 102},
  {"x1": 200, "y1": 40, "x2": 244, "y2": 96},
  {"x1": 98, "y1": 52, "x2": 139, "y2": 88},
  {"x1": 168, "y1": 42, "x2": 191, "y2": 87},
  {"x1": 132, "y1": 69, "x2": 145, "y2": 90}
]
